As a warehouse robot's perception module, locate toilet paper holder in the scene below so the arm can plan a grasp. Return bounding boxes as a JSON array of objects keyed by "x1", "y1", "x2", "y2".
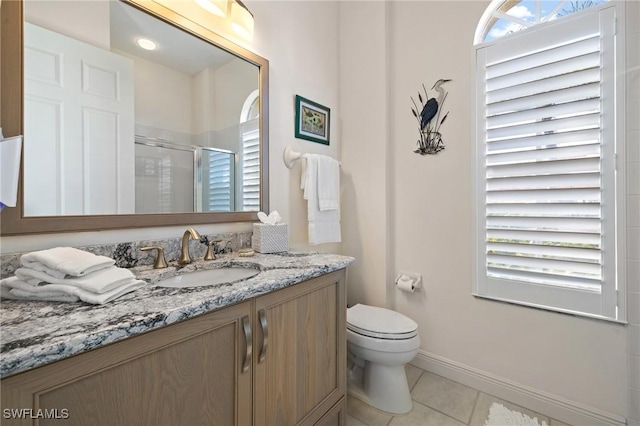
[{"x1": 395, "y1": 272, "x2": 422, "y2": 292}]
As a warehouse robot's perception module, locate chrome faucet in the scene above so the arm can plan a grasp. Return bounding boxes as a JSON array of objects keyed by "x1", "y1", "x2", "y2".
[{"x1": 179, "y1": 227, "x2": 201, "y2": 265}]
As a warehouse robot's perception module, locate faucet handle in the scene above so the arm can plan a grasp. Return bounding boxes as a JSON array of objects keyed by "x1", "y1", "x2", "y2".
[
  {"x1": 204, "y1": 239, "x2": 223, "y2": 261},
  {"x1": 141, "y1": 246, "x2": 168, "y2": 269}
]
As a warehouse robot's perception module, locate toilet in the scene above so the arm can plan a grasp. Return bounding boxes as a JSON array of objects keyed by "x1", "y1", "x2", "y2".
[{"x1": 346, "y1": 304, "x2": 420, "y2": 414}]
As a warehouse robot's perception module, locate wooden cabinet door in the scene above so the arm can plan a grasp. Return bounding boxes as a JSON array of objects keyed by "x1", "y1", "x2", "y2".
[
  {"x1": 1, "y1": 301, "x2": 252, "y2": 426},
  {"x1": 314, "y1": 398, "x2": 345, "y2": 426},
  {"x1": 253, "y1": 270, "x2": 346, "y2": 426}
]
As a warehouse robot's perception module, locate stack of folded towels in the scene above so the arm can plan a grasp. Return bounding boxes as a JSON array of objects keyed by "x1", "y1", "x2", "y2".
[{"x1": 0, "y1": 247, "x2": 146, "y2": 304}]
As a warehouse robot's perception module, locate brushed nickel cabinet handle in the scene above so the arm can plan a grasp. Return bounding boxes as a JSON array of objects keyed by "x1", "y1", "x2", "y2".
[
  {"x1": 258, "y1": 309, "x2": 268, "y2": 363},
  {"x1": 241, "y1": 315, "x2": 252, "y2": 373}
]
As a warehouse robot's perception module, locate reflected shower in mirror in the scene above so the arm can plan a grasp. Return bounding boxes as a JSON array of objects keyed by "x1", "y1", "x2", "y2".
[{"x1": 22, "y1": 0, "x2": 260, "y2": 216}]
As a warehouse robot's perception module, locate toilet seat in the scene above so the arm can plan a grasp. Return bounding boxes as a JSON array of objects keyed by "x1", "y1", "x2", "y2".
[{"x1": 347, "y1": 304, "x2": 418, "y2": 340}]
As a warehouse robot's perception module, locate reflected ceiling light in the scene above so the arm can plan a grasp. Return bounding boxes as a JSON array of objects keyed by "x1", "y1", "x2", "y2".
[
  {"x1": 195, "y1": 0, "x2": 228, "y2": 17},
  {"x1": 231, "y1": 0, "x2": 254, "y2": 40},
  {"x1": 136, "y1": 38, "x2": 157, "y2": 50}
]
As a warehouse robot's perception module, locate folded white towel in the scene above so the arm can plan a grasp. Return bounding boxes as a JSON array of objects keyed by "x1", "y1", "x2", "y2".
[
  {"x1": 20, "y1": 247, "x2": 115, "y2": 278},
  {"x1": 1, "y1": 282, "x2": 79, "y2": 303},
  {"x1": 1, "y1": 276, "x2": 146, "y2": 305},
  {"x1": 15, "y1": 266, "x2": 137, "y2": 294},
  {"x1": 317, "y1": 155, "x2": 340, "y2": 211},
  {"x1": 301, "y1": 154, "x2": 341, "y2": 244}
]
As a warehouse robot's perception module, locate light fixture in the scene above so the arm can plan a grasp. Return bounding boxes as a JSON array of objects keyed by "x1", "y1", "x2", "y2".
[
  {"x1": 230, "y1": 0, "x2": 254, "y2": 40},
  {"x1": 136, "y1": 38, "x2": 157, "y2": 51},
  {"x1": 195, "y1": 0, "x2": 228, "y2": 17}
]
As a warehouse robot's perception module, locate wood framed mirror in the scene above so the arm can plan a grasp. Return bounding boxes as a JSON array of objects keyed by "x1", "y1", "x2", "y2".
[{"x1": 0, "y1": 0, "x2": 269, "y2": 235}]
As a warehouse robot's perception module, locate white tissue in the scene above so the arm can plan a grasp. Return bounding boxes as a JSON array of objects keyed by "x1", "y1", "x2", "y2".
[
  {"x1": 0, "y1": 128, "x2": 23, "y2": 209},
  {"x1": 257, "y1": 211, "x2": 282, "y2": 225}
]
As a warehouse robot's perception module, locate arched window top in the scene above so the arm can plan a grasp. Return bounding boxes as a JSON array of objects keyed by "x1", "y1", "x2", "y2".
[
  {"x1": 240, "y1": 89, "x2": 260, "y2": 123},
  {"x1": 474, "y1": 0, "x2": 608, "y2": 44}
]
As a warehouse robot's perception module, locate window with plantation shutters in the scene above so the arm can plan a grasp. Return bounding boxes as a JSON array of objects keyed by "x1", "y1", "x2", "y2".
[{"x1": 473, "y1": 3, "x2": 625, "y2": 321}]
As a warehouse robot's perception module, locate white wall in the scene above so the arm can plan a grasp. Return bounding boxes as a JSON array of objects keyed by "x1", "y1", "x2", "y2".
[{"x1": 340, "y1": 0, "x2": 633, "y2": 423}]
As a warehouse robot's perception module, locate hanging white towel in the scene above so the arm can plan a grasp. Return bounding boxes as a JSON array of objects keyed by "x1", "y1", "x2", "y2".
[
  {"x1": 301, "y1": 154, "x2": 341, "y2": 244},
  {"x1": 15, "y1": 266, "x2": 138, "y2": 294},
  {"x1": 317, "y1": 155, "x2": 340, "y2": 211},
  {"x1": 20, "y1": 247, "x2": 115, "y2": 278},
  {"x1": 1, "y1": 276, "x2": 146, "y2": 305}
]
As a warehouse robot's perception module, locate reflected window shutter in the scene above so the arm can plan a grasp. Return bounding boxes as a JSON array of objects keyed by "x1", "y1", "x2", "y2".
[
  {"x1": 207, "y1": 150, "x2": 233, "y2": 212},
  {"x1": 475, "y1": 6, "x2": 619, "y2": 319},
  {"x1": 242, "y1": 118, "x2": 260, "y2": 212}
]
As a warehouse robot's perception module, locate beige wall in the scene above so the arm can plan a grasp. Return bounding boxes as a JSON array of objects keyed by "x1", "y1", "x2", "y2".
[
  {"x1": 131, "y1": 54, "x2": 193, "y2": 135},
  {"x1": 625, "y1": 1, "x2": 640, "y2": 424},
  {"x1": 248, "y1": 0, "x2": 341, "y2": 254},
  {"x1": 339, "y1": 0, "x2": 634, "y2": 422},
  {"x1": 339, "y1": 1, "x2": 390, "y2": 308},
  {"x1": 25, "y1": 0, "x2": 111, "y2": 50}
]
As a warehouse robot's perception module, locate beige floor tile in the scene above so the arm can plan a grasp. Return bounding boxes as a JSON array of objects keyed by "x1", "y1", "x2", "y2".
[
  {"x1": 347, "y1": 414, "x2": 369, "y2": 426},
  {"x1": 389, "y1": 401, "x2": 467, "y2": 426},
  {"x1": 347, "y1": 395, "x2": 393, "y2": 426},
  {"x1": 406, "y1": 364, "x2": 423, "y2": 390},
  {"x1": 550, "y1": 419, "x2": 572, "y2": 426},
  {"x1": 469, "y1": 393, "x2": 551, "y2": 426},
  {"x1": 411, "y1": 371, "x2": 479, "y2": 424}
]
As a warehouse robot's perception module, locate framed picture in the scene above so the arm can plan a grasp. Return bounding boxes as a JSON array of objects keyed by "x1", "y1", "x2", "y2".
[{"x1": 295, "y1": 95, "x2": 330, "y2": 145}]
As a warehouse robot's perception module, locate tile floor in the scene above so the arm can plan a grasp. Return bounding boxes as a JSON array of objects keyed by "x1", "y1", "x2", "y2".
[{"x1": 346, "y1": 365, "x2": 572, "y2": 426}]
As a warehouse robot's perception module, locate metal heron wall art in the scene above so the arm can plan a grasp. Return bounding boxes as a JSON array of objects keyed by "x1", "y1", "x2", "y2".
[{"x1": 411, "y1": 79, "x2": 451, "y2": 155}]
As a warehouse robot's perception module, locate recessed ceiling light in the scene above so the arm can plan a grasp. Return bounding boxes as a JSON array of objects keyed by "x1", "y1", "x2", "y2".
[{"x1": 136, "y1": 38, "x2": 157, "y2": 51}]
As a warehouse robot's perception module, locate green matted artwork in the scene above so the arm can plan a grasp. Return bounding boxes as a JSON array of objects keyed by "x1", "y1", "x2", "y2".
[{"x1": 294, "y1": 95, "x2": 330, "y2": 145}]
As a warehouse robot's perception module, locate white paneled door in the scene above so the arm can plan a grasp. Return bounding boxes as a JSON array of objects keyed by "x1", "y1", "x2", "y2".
[{"x1": 23, "y1": 23, "x2": 135, "y2": 216}]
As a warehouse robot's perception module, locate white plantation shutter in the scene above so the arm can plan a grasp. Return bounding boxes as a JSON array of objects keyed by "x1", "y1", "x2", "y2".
[
  {"x1": 474, "y1": 5, "x2": 622, "y2": 320},
  {"x1": 204, "y1": 149, "x2": 234, "y2": 212},
  {"x1": 241, "y1": 118, "x2": 260, "y2": 211}
]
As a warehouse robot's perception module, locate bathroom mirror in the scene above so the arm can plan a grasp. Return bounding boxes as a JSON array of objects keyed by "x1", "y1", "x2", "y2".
[{"x1": 0, "y1": 0, "x2": 269, "y2": 235}]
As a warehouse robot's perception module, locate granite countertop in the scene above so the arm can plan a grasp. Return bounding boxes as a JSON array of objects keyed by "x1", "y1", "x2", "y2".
[{"x1": 0, "y1": 251, "x2": 355, "y2": 379}]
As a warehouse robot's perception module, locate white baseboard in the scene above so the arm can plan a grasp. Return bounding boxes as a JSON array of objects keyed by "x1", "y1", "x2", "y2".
[{"x1": 411, "y1": 350, "x2": 627, "y2": 426}]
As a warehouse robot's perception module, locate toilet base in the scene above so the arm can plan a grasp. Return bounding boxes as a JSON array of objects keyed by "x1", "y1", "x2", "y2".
[{"x1": 347, "y1": 362, "x2": 413, "y2": 415}]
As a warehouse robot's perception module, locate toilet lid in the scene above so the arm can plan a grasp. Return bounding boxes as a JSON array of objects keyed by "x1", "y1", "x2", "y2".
[{"x1": 347, "y1": 304, "x2": 418, "y2": 339}]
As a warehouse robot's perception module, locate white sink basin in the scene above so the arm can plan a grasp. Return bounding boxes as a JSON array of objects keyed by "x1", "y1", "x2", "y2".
[{"x1": 155, "y1": 267, "x2": 259, "y2": 288}]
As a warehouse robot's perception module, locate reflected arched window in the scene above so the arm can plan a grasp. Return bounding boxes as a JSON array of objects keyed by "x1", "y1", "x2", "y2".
[{"x1": 475, "y1": 0, "x2": 608, "y2": 44}]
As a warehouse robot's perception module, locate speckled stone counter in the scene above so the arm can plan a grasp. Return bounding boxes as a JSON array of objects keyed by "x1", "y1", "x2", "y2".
[{"x1": 0, "y1": 252, "x2": 354, "y2": 378}]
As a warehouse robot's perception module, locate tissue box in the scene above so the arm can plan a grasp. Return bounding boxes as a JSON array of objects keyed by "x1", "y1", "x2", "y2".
[{"x1": 252, "y1": 223, "x2": 288, "y2": 253}]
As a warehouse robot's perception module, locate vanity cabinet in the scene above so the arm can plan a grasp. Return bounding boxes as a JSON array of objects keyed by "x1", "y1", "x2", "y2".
[
  {"x1": 253, "y1": 270, "x2": 346, "y2": 426},
  {"x1": 0, "y1": 269, "x2": 346, "y2": 426}
]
